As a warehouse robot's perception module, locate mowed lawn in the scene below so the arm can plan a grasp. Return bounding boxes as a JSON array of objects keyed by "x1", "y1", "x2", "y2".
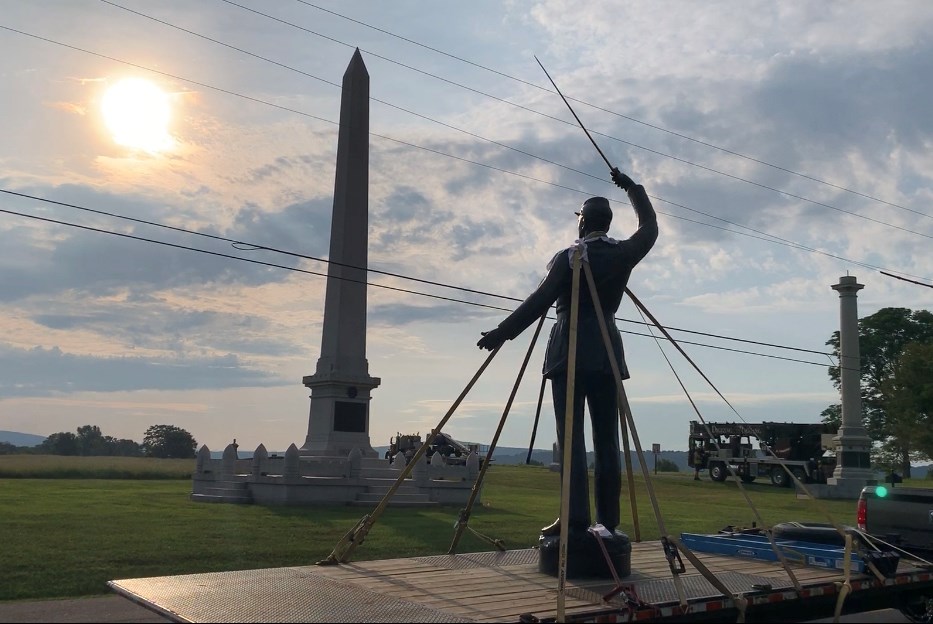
[{"x1": 0, "y1": 456, "x2": 866, "y2": 602}]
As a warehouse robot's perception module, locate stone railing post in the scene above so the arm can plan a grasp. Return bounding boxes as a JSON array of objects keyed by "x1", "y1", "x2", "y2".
[
  {"x1": 252, "y1": 444, "x2": 268, "y2": 476},
  {"x1": 348, "y1": 447, "x2": 363, "y2": 478},
  {"x1": 466, "y1": 451, "x2": 479, "y2": 478},
  {"x1": 196, "y1": 445, "x2": 211, "y2": 474},
  {"x1": 413, "y1": 451, "x2": 429, "y2": 483},
  {"x1": 284, "y1": 443, "x2": 300, "y2": 479},
  {"x1": 222, "y1": 442, "x2": 239, "y2": 478}
]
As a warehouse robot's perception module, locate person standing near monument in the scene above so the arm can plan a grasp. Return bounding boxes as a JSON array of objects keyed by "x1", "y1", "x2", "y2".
[
  {"x1": 692, "y1": 443, "x2": 708, "y2": 480},
  {"x1": 477, "y1": 167, "x2": 658, "y2": 538}
]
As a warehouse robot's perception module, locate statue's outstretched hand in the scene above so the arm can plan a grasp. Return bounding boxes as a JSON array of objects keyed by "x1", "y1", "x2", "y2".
[
  {"x1": 611, "y1": 167, "x2": 634, "y2": 191},
  {"x1": 477, "y1": 328, "x2": 506, "y2": 351}
]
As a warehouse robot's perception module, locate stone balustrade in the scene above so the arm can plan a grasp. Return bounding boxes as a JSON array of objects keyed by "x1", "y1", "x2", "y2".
[{"x1": 192, "y1": 441, "x2": 481, "y2": 506}]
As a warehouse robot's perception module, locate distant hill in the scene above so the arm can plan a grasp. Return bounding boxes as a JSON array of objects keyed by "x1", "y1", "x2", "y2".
[{"x1": 0, "y1": 431, "x2": 47, "y2": 447}]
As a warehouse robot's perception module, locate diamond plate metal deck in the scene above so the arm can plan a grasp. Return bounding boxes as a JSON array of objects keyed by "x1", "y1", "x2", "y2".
[
  {"x1": 110, "y1": 566, "x2": 475, "y2": 623},
  {"x1": 110, "y1": 541, "x2": 879, "y2": 623},
  {"x1": 412, "y1": 548, "x2": 539, "y2": 569},
  {"x1": 566, "y1": 570, "x2": 795, "y2": 606}
]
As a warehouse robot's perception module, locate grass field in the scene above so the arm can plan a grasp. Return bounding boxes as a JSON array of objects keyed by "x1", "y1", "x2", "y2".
[
  {"x1": 0, "y1": 456, "x2": 918, "y2": 602},
  {"x1": 0, "y1": 454, "x2": 194, "y2": 479}
]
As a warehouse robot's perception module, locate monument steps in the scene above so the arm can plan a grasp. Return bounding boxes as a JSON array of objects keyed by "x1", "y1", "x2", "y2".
[
  {"x1": 351, "y1": 492, "x2": 436, "y2": 505},
  {"x1": 358, "y1": 467, "x2": 408, "y2": 479},
  {"x1": 189, "y1": 480, "x2": 253, "y2": 504},
  {"x1": 357, "y1": 482, "x2": 422, "y2": 496},
  {"x1": 349, "y1": 480, "x2": 437, "y2": 507},
  {"x1": 357, "y1": 457, "x2": 420, "y2": 479},
  {"x1": 189, "y1": 493, "x2": 253, "y2": 504}
]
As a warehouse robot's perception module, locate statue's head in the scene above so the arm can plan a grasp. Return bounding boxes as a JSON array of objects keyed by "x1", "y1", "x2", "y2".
[{"x1": 575, "y1": 196, "x2": 612, "y2": 237}]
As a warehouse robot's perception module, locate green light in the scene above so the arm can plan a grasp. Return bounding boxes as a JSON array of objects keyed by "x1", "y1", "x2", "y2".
[{"x1": 876, "y1": 486, "x2": 888, "y2": 498}]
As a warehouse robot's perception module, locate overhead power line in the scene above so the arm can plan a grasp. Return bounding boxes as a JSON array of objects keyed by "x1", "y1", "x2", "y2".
[
  {"x1": 291, "y1": 0, "x2": 931, "y2": 223},
  {"x1": 216, "y1": 0, "x2": 933, "y2": 239},
  {"x1": 77, "y1": 6, "x2": 933, "y2": 279},
  {"x1": 0, "y1": 203, "x2": 842, "y2": 369},
  {"x1": 93, "y1": 2, "x2": 878, "y2": 260},
  {"x1": 99, "y1": 0, "x2": 600, "y2": 185},
  {"x1": 96, "y1": 0, "x2": 893, "y2": 256},
  {"x1": 1, "y1": 188, "x2": 836, "y2": 359},
  {"x1": 0, "y1": 205, "x2": 500, "y2": 307},
  {"x1": 1, "y1": 23, "x2": 930, "y2": 286}
]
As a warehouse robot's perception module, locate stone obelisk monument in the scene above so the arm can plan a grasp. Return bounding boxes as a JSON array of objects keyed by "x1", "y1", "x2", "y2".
[
  {"x1": 828, "y1": 275, "x2": 872, "y2": 488},
  {"x1": 191, "y1": 50, "x2": 477, "y2": 508},
  {"x1": 302, "y1": 49, "x2": 380, "y2": 458}
]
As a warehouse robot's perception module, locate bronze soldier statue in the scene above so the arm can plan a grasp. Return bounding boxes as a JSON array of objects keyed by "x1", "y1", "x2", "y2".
[{"x1": 477, "y1": 168, "x2": 658, "y2": 540}]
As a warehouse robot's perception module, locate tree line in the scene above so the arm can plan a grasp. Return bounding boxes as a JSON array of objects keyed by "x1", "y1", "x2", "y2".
[
  {"x1": 0, "y1": 424, "x2": 197, "y2": 459},
  {"x1": 822, "y1": 306, "x2": 933, "y2": 477}
]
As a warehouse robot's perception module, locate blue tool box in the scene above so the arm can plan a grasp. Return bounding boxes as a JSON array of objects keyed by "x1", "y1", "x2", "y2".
[{"x1": 680, "y1": 532, "x2": 866, "y2": 573}]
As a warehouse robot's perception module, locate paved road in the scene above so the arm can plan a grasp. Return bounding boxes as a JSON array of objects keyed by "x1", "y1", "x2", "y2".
[{"x1": 0, "y1": 596, "x2": 170, "y2": 623}]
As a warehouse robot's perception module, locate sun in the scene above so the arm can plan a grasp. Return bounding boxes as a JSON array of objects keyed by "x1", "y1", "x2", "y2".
[{"x1": 101, "y1": 78, "x2": 173, "y2": 153}]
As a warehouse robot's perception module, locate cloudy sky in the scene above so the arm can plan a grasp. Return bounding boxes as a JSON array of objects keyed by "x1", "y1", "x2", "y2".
[{"x1": 1, "y1": 0, "x2": 931, "y2": 455}]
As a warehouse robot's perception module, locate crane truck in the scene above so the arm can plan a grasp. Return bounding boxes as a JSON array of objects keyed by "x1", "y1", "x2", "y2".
[{"x1": 688, "y1": 420, "x2": 838, "y2": 486}]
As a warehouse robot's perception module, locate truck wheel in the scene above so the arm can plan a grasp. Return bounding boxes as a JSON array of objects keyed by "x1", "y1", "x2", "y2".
[
  {"x1": 790, "y1": 466, "x2": 807, "y2": 483},
  {"x1": 771, "y1": 466, "x2": 791, "y2": 487},
  {"x1": 709, "y1": 462, "x2": 728, "y2": 482}
]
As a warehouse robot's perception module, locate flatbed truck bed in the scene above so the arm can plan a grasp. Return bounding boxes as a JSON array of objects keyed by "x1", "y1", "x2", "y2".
[{"x1": 109, "y1": 540, "x2": 933, "y2": 622}]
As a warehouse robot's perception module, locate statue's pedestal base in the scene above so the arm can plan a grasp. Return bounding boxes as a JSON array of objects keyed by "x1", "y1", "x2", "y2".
[{"x1": 538, "y1": 530, "x2": 631, "y2": 579}]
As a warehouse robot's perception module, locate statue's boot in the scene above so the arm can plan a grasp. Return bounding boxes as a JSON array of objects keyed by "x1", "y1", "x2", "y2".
[
  {"x1": 541, "y1": 519, "x2": 561, "y2": 536},
  {"x1": 540, "y1": 518, "x2": 589, "y2": 537}
]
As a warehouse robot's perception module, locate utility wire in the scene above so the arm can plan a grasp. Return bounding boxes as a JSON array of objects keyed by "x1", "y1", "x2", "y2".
[
  {"x1": 102, "y1": 0, "x2": 341, "y2": 90},
  {"x1": 95, "y1": 2, "x2": 878, "y2": 255},
  {"x1": 93, "y1": 2, "x2": 856, "y2": 260},
  {"x1": 293, "y1": 0, "x2": 931, "y2": 222},
  {"x1": 0, "y1": 205, "x2": 500, "y2": 309},
  {"x1": 1, "y1": 188, "x2": 836, "y2": 359},
  {"x1": 0, "y1": 204, "x2": 839, "y2": 369},
  {"x1": 0, "y1": 189, "x2": 503, "y2": 301},
  {"x1": 2, "y1": 22, "x2": 930, "y2": 286},
  {"x1": 218, "y1": 0, "x2": 933, "y2": 239},
  {"x1": 0, "y1": 25, "x2": 333, "y2": 122},
  {"x1": 60, "y1": 11, "x2": 933, "y2": 282},
  {"x1": 100, "y1": 0, "x2": 600, "y2": 185}
]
